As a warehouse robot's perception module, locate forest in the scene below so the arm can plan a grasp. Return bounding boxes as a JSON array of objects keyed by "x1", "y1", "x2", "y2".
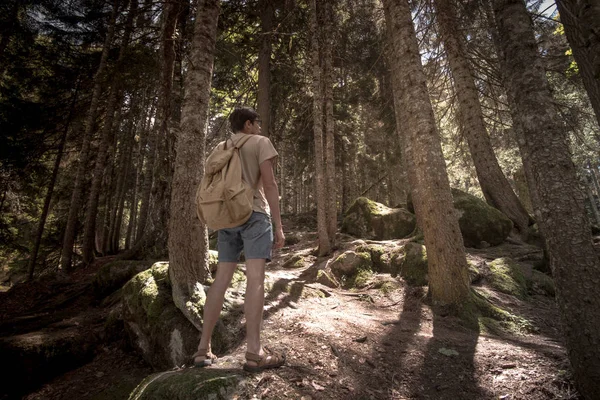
[{"x1": 1, "y1": 0, "x2": 600, "y2": 398}]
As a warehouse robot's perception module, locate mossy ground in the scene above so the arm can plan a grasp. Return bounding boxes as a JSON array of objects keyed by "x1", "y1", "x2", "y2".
[{"x1": 488, "y1": 257, "x2": 527, "y2": 299}]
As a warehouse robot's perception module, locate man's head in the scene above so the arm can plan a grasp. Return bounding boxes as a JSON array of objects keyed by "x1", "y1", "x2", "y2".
[{"x1": 229, "y1": 107, "x2": 261, "y2": 134}]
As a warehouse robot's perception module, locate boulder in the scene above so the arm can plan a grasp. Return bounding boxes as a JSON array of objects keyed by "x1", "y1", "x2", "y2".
[
  {"x1": 330, "y1": 251, "x2": 373, "y2": 289},
  {"x1": 408, "y1": 188, "x2": 513, "y2": 247},
  {"x1": 315, "y1": 269, "x2": 340, "y2": 288},
  {"x1": 342, "y1": 197, "x2": 416, "y2": 240},
  {"x1": 128, "y1": 368, "x2": 244, "y2": 400},
  {"x1": 390, "y1": 242, "x2": 429, "y2": 286},
  {"x1": 0, "y1": 323, "x2": 99, "y2": 399},
  {"x1": 93, "y1": 260, "x2": 154, "y2": 299},
  {"x1": 122, "y1": 263, "x2": 244, "y2": 370},
  {"x1": 122, "y1": 263, "x2": 200, "y2": 370}
]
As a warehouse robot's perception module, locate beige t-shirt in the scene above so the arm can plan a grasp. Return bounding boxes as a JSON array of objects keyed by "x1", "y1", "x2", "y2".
[{"x1": 224, "y1": 133, "x2": 278, "y2": 215}]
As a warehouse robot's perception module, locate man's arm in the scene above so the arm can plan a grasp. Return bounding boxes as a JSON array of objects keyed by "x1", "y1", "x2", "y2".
[{"x1": 260, "y1": 158, "x2": 285, "y2": 249}]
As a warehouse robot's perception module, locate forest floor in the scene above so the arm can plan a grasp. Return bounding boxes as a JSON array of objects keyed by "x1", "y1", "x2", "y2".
[{"x1": 0, "y1": 216, "x2": 582, "y2": 400}]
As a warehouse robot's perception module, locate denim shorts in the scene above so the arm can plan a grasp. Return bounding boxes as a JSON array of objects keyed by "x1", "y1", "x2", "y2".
[{"x1": 218, "y1": 212, "x2": 273, "y2": 262}]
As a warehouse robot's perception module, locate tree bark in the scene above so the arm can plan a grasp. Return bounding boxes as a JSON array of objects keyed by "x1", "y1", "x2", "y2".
[
  {"x1": 383, "y1": 0, "x2": 470, "y2": 308},
  {"x1": 60, "y1": 0, "x2": 119, "y2": 271},
  {"x1": 434, "y1": 0, "x2": 531, "y2": 235},
  {"x1": 258, "y1": 0, "x2": 274, "y2": 138},
  {"x1": 168, "y1": 0, "x2": 219, "y2": 329},
  {"x1": 310, "y1": 0, "x2": 331, "y2": 256},
  {"x1": 556, "y1": 0, "x2": 600, "y2": 126},
  {"x1": 493, "y1": 0, "x2": 600, "y2": 396}
]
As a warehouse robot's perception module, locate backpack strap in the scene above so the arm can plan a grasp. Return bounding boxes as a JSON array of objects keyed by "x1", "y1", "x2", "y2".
[
  {"x1": 233, "y1": 135, "x2": 253, "y2": 149},
  {"x1": 223, "y1": 134, "x2": 254, "y2": 150}
]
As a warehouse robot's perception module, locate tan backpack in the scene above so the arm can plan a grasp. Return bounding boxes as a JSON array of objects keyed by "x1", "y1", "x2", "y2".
[{"x1": 196, "y1": 135, "x2": 255, "y2": 230}]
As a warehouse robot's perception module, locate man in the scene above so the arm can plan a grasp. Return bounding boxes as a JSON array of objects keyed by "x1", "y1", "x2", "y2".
[{"x1": 193, "y1": 107, "x2": 286, "y2": 372}]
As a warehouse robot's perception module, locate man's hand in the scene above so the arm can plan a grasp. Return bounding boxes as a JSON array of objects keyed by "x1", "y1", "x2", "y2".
[{"x1": 273, "y1": 227, "x2": 285, "y2": 249}]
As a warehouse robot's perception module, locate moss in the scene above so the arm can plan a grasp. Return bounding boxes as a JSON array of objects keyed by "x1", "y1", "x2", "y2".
[
  {"x1": 316, "y1": 269, "x2": 339, "y2": 288},
  {"x1": 451, "y1": 189, "x2": 513, "y2": 247},
  {"x1": 399, "y1": 243, "x2": 428, "y2": 286},
  {"x1": 457, "y1": 289, "x2": 535, "y2": 334},
  {"x1": 488, "y1": 258, "x2": 527, "y2": 299},
  {"x1": 527, "y1": 270, "x2": 555, "y2": 297},
  {"x1": 356, "y1": 244, "x2": 389, "y2": 272},
  {"x1": 282, "y1": 254, "x2": 305, "y2": 269}
]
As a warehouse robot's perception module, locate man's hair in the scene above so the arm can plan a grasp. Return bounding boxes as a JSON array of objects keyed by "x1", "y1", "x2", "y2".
[{"x1": 229, "y1": 107, "x2": 259, "y2": 132}]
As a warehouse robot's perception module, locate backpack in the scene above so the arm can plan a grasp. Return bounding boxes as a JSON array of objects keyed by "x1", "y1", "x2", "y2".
[{"x1": 196, "y1": 135, "x2": 255, "y2": 230}]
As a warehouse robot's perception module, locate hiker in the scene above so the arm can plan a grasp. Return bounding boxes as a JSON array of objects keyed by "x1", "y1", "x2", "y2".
[{"x1": 193, "y1": 107, "x2": 286, "y2": 372}]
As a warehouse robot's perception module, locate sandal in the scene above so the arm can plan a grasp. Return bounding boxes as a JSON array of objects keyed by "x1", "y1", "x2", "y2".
[
  {"x1": 193, "y1": 348, "x2": 218, "y2": 368},
  {"x1": 243, "y1": 347, "x2": 286, "y2": 373}
]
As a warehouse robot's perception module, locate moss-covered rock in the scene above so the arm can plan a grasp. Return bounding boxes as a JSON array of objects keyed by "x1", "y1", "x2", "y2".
[
  {"x1": 93, "y1": 260, "x2": 154, "y2": 299},
  {"x1": 207, "y1": 250, "x2": 219, "y2": 274},
  {"x1": 390, "y1": 243, "x2": 428, "y2": 286},
  {"x1": 526, "y1": 269, "x2": 555, "y2": 297},
  {"x1": 282, "y1": 254, "x2": 307, "y2": 269},
  {"x1": 488, "y1": 258, "x2": 528, "y2": 299},
  {"x1": 330, "y1": 251, "x2": 372, "y2": 276},
  {"x1": 407, "y1": 189, "x2": 513, "y2": 247},
  {"x1": 128, "y1": 368, "x2": 244, "y2": 400},
  {"x1": 122, "y1": 263, "x2": 200, "y2": 369},
  {"x1": 315, "y1": 269, "x2": 340, "y2": 288},
  {"x1": 329, "y1": 251, "x2": 373, "y2": 289},
  {"x1": 342, "y1": 197, "x2": 416, "y2": 240},
  {"x1": 355, "y1": 244, "x2": 395, "y2": 273}
]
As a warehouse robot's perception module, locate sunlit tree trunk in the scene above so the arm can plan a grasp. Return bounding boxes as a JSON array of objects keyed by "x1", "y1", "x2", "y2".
[
  {"x1": 493, "y1": 0, "x2": 600, "y2": 396},
  {"x1": 60, "y1": 0, "x2": 119, "y2": 271},
  {"x1": 556, "y1": 0, "x2": 600, "y2": 126},
  {"x1": 383, "y1": 0, "x2": 470, "y2": 308},
  {"x1": 310, "y1": 0, "x2": 331, "y2": 256},
  {"x1": 323, "y1": 0, "x2": 337, "y2": 246},
  {"x1": 168, "y1": 0, "x2": 219, "y2": 329},
  {"x1": 435, "y1": 0, "x2": 531, "y2": 235},
  {"x1": 258, "y1": 0, "x2": 274, "y2": 138}
]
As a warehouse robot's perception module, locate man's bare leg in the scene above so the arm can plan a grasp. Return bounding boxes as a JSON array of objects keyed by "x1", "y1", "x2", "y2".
[
  {"x1": 244, "y1": 258, "x2": 266, "y2": 357},
  {"x1": 196, "y1": 261, "x2": 237, "y2": 357}
]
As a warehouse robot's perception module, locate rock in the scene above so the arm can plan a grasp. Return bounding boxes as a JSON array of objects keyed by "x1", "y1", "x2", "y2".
[
  {"x1": 315, "y1": 269, "x2": 340, "y2": 288},
  {"x1": 93, "y1": 260, "x2": 154, "y2": 299},
  {"x1": 128, "y1": 368, "x2": 245, "y2": 400},
  {"x1": 330, "y1": 251, "x2": 372, "y2": 276},
  {"x1": 355, "y1": 244, "x2": 403, "y2": 273},
  {"x1": 390, "y1": 243, "x2": 428, "y2": 286},
  {"x1": 341, "y1": 197, "x2": 416, "y2": 240},
  {"x1": 122, "y1": 263, "x2": 201, "y2": 369},
  {"x1": 0, "y1": 325, "x2": 99, "y2": 398},
  {"x1": 208, "y1": 250, "x2": 219, "y2": 274},
  {"x1": 329, "y1": 251, "x2": 373, "y2": 289},
  {"x1": 282, "y1": 254, "x2": 306, "y2": 269},
  {"x1": 526, "y1": 269, "x2": 555, "y2": 297},
  {"x1": 488, "y1": 258, "x2": 528, "y2": 299},
  {"x1": 407, "y1": 189, "x2": 513, "y2": 247}
]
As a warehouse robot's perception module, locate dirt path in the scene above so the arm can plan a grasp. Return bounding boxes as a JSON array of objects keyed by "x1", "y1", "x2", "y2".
[{"x1": 8, "y1": 234, "x2": 580, "y2": 400}]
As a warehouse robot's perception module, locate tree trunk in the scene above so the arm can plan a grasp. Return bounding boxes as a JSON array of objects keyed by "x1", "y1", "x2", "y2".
[
  {"x1": 60, "y1": 0, "x2": 119, "y2": 271},
  {"x1": 323, "y1": 0, "x2": 337, "y2": 247},
  {"x1": 28, "y1": 86, "x2": 79, "y2": 280},
  {"x1": 168, "y1": 0, "x2": 219, "y2": 330},
  {"x1": 434, "y1": 0, "x2": 531, "y2": 234},
  {"x1": 556, "y1": 0, "x2": 600, "y2": 126},
  {"x1": 81, "y1": 0, "x2": 136, "y2": 265},
  {"x1": 257, "y1": 0, "x2": 274, "y2": 138},
  {"x1": 383, "y1": 0, "x2": 470, "y2": 308},
  {"x1": 493, "y1": 0, "x2": 600, "y2": 396},
  {"x1": 310, "y1": 0, "x2": 331, "y2": 256}
]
